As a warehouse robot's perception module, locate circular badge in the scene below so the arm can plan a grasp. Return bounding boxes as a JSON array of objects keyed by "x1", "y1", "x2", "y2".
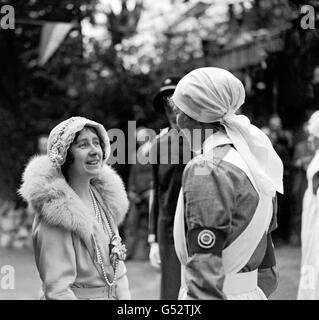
[{"x1": 197, "y1": 230, "x2": 216, "y2": 249}]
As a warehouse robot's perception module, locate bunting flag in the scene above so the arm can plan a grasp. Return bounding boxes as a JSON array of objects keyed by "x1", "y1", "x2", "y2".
[
  {"x1": 38, "y1": 22, "x2": 76, "y2": 66},
  {"x1": 169, "y1": 1, "x2": 211, "y2": 29}
]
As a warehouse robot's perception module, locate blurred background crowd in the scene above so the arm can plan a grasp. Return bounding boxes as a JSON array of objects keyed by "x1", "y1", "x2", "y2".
[{"x1": 0, "y1": 0, "x2": 319, "y2": 258}]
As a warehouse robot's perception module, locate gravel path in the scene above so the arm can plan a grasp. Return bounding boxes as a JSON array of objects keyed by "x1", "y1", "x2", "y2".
[{"x1": 0, "y1": 244, "x2": 300, "y2": 300}]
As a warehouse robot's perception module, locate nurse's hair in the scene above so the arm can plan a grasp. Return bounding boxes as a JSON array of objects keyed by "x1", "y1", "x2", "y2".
[{"x1": 166, "y1": 96, "x2": 224, "y2": 133}]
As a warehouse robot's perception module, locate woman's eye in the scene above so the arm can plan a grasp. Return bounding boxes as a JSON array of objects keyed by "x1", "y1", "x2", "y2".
[
  {"x1": 94, "y1": 141, "x2": 100, "y2": 146},
  {"x1": 79, "y1": 143, "x2": 87, "y2": 148}
]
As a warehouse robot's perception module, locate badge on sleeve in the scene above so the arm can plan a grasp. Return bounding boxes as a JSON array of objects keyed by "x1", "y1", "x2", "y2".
[{"x1": 197, "y1": 229, "x2": 216, "y2": 249}]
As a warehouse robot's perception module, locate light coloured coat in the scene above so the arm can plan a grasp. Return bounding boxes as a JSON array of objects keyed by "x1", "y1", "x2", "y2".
[{"x1": 19, "y1": 155, "x2": 130, "y2": 300}]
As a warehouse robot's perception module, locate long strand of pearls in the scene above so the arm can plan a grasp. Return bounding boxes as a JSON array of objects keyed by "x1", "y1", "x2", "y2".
[
  {"x1": 89, "y1": 187, "x2": 118, "y2": 287},
  {"x1": 92, "y1": 235, "x2": 118, "y2": 287}
]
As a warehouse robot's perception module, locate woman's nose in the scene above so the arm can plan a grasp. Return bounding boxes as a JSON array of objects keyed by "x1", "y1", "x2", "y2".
[{"x1": 89, "y1": 144, "x2": 99, "y2": 154}]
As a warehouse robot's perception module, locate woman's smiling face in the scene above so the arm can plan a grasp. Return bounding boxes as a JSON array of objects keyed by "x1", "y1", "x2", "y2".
[{"x1": 68, "y1": 127, "x2": 103, "y2": 178}]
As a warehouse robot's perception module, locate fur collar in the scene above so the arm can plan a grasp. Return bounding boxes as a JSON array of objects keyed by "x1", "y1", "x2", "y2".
[{"x1": 18, "y1": 155, "x2": 129, "y2": 241}]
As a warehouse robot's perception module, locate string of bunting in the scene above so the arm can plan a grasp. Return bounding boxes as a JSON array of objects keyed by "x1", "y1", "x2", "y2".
[{"x1": 15, "y1": 18, "x2": 80, "y2": 66}]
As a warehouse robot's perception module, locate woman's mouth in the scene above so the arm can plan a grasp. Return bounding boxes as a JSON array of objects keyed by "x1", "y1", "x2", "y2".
[{"x1": 86, "y1": 160, "x2": 99, "y2": 165}]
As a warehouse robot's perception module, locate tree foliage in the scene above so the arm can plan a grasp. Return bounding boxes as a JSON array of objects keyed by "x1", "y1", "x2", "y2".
[
  {"x1": 0, "y1": 0, "x2": 163, "y2": 202},
  {"x1": 0, "y1": 0, "x2": 318, "y2": 203}
]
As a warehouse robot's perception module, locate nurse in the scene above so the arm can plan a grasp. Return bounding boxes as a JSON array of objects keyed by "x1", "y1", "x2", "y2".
[{"x1": 171, "y1": 67, "x2": 284, "y2": 299}]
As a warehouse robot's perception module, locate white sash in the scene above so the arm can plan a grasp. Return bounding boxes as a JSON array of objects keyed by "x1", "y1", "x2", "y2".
[{"x1": 174, "y1": 132, "x2": 273, "y2": 298}]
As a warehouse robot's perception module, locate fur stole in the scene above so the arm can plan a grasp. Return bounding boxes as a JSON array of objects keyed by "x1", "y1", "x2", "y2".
[{"x1": 18, "y1": 155, "x2": 129, "y2": 240}]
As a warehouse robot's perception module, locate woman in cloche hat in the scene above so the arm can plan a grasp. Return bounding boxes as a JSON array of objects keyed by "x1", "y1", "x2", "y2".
[{"x1": 19, "y1": 116, "x2": 130, "y2": 300}]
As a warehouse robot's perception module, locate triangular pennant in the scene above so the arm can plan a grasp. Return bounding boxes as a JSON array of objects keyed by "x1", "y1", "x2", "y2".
[{"x1": 38, "y1": 22, "x2": 75, "y2": 66}]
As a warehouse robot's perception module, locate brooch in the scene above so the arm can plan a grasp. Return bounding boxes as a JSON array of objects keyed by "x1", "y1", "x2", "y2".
[{"x1": 110, "y1": 235, "x2": 127, "y2": 265}]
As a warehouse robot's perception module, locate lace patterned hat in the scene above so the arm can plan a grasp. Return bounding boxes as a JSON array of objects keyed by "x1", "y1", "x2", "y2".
[{"x1": 47, "y1": 116, "x2": 111, "y2": 169}]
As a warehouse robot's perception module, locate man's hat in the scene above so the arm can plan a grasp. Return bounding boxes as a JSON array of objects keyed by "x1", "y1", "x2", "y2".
[{"x1": 152, "y1": 76, "x2": 181, "y2": 113}]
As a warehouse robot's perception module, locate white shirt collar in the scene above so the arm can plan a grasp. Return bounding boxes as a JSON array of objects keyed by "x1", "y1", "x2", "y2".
[{"x1": 202, "y1": 131, "x2": 232, "y2": 154}]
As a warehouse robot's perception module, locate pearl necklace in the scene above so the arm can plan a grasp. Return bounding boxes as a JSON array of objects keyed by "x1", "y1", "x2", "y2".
[{"x1": 89, "y1": 187, "x2": 118, "y2": 287}]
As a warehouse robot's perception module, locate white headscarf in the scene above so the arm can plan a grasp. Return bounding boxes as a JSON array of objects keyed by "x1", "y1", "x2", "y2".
[
  {"x1": 172, "y1": 67, "x2": 283, "y2": 196},
  {"x1": 308, "y1": 110, "x2": 319, "y2": 138}
]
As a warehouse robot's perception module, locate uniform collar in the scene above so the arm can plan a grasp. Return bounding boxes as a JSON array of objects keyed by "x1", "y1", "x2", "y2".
[{"x1": 202, "y1": 131, "x2": 232, "y2": 154}]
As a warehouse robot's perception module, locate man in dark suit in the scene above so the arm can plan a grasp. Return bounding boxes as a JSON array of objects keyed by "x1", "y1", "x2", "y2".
[{"x1": 148, "y1": 76, "x2": 191, "y2": 299}]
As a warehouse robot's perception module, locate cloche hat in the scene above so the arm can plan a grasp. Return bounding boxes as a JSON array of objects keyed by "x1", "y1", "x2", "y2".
[{"x1": 47, "y1": 116, "x2": 111, "y2": 169}]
